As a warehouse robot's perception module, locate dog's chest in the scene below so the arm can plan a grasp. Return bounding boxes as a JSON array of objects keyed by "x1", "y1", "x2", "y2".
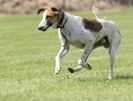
[
  {"x1": 61, "y1": 29, "x2": 77, "y2": 41},
  {"x1": 60, "y1": 28, "x2": 86, "y2": 48}
]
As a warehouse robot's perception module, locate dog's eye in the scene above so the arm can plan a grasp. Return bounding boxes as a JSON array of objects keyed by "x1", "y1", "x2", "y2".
[{"x1": 51, "y1": 7, "x2": 58, "y2": 12}]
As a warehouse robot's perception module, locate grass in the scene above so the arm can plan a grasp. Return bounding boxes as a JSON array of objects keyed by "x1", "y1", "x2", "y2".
[{"x1": 0, "y1": 8, "x2": 133, "y2": 101}]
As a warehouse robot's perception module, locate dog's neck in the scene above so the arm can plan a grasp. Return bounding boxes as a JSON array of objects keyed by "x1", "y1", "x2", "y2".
[{"x1": 54, "y1": 11, "x2": 68, "y2": 29}]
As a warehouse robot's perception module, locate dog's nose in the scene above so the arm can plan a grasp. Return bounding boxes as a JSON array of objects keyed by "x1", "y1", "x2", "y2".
[{"x1": 38, "y1": 26, "x2": 43, "y2": 30}]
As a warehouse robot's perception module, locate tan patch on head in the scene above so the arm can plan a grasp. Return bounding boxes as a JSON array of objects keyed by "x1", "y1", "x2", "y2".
[
  {"x1": 83, "y1": 18, "x2": 102, "y2": 32},
  {"x1": 38, "y1": 4, "x2": 62, "y2": 23},
  {"x1": 38, "y1": 4, "x2": 61, "y2": 16}
]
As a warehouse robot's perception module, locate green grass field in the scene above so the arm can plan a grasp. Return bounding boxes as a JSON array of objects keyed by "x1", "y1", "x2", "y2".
[{"x1": 0, "y1": 8, "x2": 133, "y2": 101}]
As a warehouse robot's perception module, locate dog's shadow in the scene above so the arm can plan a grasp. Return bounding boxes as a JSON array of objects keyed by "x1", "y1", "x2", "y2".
[
  {"x1": 73, "y1": 75, "x2": 133, "y2": 83},
  {"x1": 115, "y1": 75, "x2": 133, "y2": 80}
]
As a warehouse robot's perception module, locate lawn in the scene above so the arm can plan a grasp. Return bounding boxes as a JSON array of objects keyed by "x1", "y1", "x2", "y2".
[{"x1": 0, "y1": 8, "x2": 133, "y2": 101}]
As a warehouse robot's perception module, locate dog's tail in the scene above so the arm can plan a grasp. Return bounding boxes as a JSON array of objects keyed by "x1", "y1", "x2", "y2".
[{"x1": 92, "y1": 6, "x2": 105, "y2": 19}]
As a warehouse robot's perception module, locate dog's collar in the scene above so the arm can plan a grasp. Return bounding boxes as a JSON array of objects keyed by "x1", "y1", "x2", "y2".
[{"x1": 54, "y1": 11, "x2": 68, "y2": 29}]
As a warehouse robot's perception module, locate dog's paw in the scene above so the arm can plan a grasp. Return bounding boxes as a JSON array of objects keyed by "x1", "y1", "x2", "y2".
[
  {"x1": 55, "y1": 69, "x2": 60, "y2": 74},
  {"x1": 68, "y1": 68, "x2": 74, "y2": 73},
  {"x1": 108, "y1": 75, "x2": 114, "y2": 80},
  {"x1": 86, "y1": 63, "x2": 92, "y2": 70}
]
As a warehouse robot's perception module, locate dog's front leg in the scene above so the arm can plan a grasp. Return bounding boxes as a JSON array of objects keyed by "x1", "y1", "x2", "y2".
[
  {"x1": 68, "y1": 42, "x2": 94, "y2": 73},
  {"x1": 55, "y1": 45, "x2": 69, "y2": 74}
]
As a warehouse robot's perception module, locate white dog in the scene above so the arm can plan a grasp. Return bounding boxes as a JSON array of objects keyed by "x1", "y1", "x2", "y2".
[{"x1": 37, "y1": 4, "x2": 121, "y2": 79}]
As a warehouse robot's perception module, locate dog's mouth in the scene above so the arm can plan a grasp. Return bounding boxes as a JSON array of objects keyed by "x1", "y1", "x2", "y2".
[
  {"x1": 38, "y1": 26, "x2": 49, "y2": 31},
  {"x1": 38, "y1": 21, "x2": 53, "y2": 31}
]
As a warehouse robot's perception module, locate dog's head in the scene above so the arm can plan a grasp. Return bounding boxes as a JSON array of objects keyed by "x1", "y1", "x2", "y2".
[{"x1": 37, "y1": 4, "x2": 62, "y2": 31}]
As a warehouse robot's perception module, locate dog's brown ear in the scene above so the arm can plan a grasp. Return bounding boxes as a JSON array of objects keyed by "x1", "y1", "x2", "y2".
[
  {"x1": 51, "y1": 7, "x2": 61, "y2": 14},
  {"x1": 37, "y1": 8, "x2": 45, "y2": 15}
]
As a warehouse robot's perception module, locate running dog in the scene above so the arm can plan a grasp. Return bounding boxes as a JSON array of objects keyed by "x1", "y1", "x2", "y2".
[{"x1": 37, "y1": 4, "x2": 121, "y2": 79}]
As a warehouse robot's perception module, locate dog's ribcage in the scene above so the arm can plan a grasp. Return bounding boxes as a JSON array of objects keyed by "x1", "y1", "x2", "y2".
[{"x1": 59, "y1": 13, "x2": 118, "y2": 49}]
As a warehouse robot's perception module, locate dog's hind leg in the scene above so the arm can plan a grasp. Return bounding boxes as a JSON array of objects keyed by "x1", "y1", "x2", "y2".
[
  {"x1": 68, "y1": 41, "x2": 94, "y2": 73},
  {"x1": 68, "y1": 64, "x2": 92, "y2": 73},
  {"x1": 108, "y1": 31, "x2": 121, "y2": 79}
]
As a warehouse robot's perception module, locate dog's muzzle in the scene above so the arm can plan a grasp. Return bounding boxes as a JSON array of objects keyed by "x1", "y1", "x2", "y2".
[
  {"x1": 38, "y1": 21, "x2": 53, "y2": 31},
  {"x1": 38, "y1": 26, "x2": 48, "y2": 31}
]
